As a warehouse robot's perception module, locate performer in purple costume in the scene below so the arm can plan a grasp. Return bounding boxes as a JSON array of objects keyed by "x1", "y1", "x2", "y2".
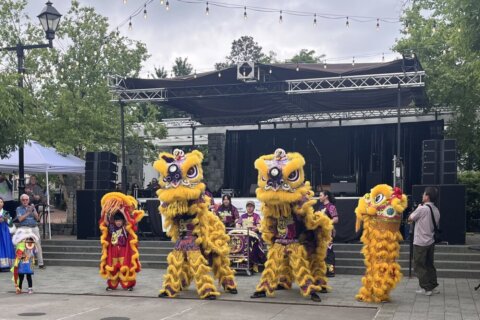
[{"x1": 236, "y1": 201, "x2": 266, "y2": 271}]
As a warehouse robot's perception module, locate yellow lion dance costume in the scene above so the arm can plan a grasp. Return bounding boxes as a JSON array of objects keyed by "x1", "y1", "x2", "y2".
[
  {"x1": 355, "y1": 184, "x2": 408, "y2": 302},
  {"x1": 99, "y1": 192, "x2": 145, "y2": 290},
  {"x1": 251, "y1": 148, "x2": 332, "y2": 302},
  {"x1": 155, "y1": 149, "x2": 237, "y2": 300}
]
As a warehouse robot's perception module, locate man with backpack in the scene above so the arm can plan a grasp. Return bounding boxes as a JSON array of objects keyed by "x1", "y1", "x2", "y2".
[{"x1": 408, "y1": 186, "x2": 441, "y2": 296}]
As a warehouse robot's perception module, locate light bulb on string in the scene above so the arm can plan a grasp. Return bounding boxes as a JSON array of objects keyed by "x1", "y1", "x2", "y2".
[
  {"x1": 432, "y1": 21, "x2": 436, "y2": 34},
  {"x1": 128, "y1": 17, "x2": 132, "y2": 30},
  {"x1": 382, "y1": 53, "x2": 385, "y2": 62},
  {"x1": 296, "y1": 63, "x2": 299, "y2": 72},
  {"x1": 457, "y1": 27, "x2": 461, "y2": 32},
  {"x1": 166, "y1": 1, "x2": 170, "y2": 10},
  {"x1": 279, "y1": 10, "x2": 283, "y2": 23},
  {"x1": 376, "y1": 18, "x2": 380, "y2": 30},
  {"x1": 313, "y1": 13, "x2": 317, "y2": 26},
  {"x1": 218, "y1": 72, "x2": 222, "y2": 78},
  {"x1": 405, "y1": 22, "x2": 409, "y2": 33},
  {"x1": 244, "y1": 6, "x2": 247, "y2": 20},
  {"x1": 269, "y1": 67, "x2": 272, "y2": 74},
  {"x1": 123, "y1": 0, "x2": 127, "y2": 4},
  {"x1": 443, "y1": 49, "x2": 447, "y2": 55},
  {"x1": 346, "y1": 16, "x2": 349, "y2": 28},
  {"x1": 323, "y1": 60, "x2": 327, "y2": 69},
  {"x1": 144, "y1": 5, "x2": 147, "y2": 19},
  {"x1": 194, "y1": 70, "x2": 197, "y2": 78},
  {"x1": 205, "y1": 2, "x2": 209, "y2": 15},
  {"x1": 352, "y1": 57, "x2": 355, "y2": 66},
  {"x1": 160, "y1": 0, "x2": 164, "y2": 4}
]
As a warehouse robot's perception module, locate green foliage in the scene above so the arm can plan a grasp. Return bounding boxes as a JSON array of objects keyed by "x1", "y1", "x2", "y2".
[
  {"x1": 458, "y1": 171, "x2": 480, "y2": 231},
  {"x1": 172, "y1": 57, "x2": 193, "y2": 77},
  {"x1": 153, "y1": 66, "x2": 168, "y2": 78},
  {"x1": 215, "y1": 36, "x2": 277, "y2": 69},
  {"x1": 289, "y1": 49, "x2": 324, "y2": 63},
  {"x1": 394, "y1": 0, "x2": 480, "y2": 169},
  {"x1": 0, "y1": 0, "x2": 167, "y2": 160}
]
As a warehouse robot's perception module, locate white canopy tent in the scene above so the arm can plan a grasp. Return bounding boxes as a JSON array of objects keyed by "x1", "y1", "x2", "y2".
[{"x1": 0, "y1": 141, "x2": 85, "y2": 239}]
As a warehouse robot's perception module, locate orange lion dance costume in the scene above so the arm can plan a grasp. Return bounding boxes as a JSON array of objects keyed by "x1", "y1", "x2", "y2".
[
  {"x1": 99, "y1": 192, "x2": 145, "y2": 291},
  {"x1": 355, "y1": 184, "x2": 408, "y2": 302}
]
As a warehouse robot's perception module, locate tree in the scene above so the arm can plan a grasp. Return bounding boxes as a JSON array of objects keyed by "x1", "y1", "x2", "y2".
[
  {"x1": 215, "y1": 35, "x2": 276, "y2": 69},
  {"x1": 394, "y1": 0, "x2": 480, "y2": 170},
  {"x1": 289, "y1": 49, "x2": 325, "y2": 63},
  {"x1": 0, "y1": 0, "x2": 167, "y2": 221},
  {"x1": 153, "y1": 66, "x2": 168, "y2": 78},
  {"x1": 172, "y1": 57, "x2": 193, "y2": 77}
]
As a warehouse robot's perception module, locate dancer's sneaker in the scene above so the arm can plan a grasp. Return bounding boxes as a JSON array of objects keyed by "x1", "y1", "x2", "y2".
[
  {"x1": 311, "y1": 292, "x2": 321, "y2": 302},
  {"x1": 250, "y1": 291, "x2": 266, "y2": 298},
  {"x1": 415, "y1": 288, "x2": 426, "y2": 294},
  {"x1": 28, "y1": 288, "x2": 33, "y2": 294}
]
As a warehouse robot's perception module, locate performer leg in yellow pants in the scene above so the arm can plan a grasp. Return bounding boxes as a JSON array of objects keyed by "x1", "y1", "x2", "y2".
[
  {"x1": 252, "y1": 243, "x2": 322, "y2": 301},
  {"x1": 159, "y1": 250, "x2": 219, "y2": 299},
  {"x1": 211, "y1": 254, "x2": 237, "y2": 293}
]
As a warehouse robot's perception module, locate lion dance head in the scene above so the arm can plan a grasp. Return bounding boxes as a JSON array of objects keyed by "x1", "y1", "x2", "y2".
[{"x1": 255, "y1": 148, "x2": 312, "y2": 206}]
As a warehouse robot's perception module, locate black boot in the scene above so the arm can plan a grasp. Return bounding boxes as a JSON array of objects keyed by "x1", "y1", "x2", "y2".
[
  {"x1": 250, "y1": 291, "x2": 267, "y2": 299},
  {"x1": 206, "y1": 294, "x2": 217, "y2": 300},
  {"x1": 226, "y1": 287, "x2": 238, "y2": 294},
  {"x1": 276, "y1": 284, "x2": 288, "y2": 290},
  {"x1": 311, "y1": 292, "x2": 322, "y2": 302},
  {"x1": 158, "y1": 291, "x2": 170, "y2": 298}
]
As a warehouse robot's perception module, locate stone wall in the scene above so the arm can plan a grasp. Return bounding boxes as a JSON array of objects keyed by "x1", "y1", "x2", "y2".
[{"x1": 203, "y1": 133, "x2": 225, "y2": 194}]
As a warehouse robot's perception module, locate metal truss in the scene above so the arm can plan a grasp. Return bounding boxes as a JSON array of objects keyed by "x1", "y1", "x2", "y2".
[
  {"x1": 286, "y1": 71, "x2": 425, "y2": 94},
  {"x1": 262, "y1": 106, "x2": 453, "y2": 124},
  {"x1": 161, "y1": 117, "x2": 200, "y2": 128}
]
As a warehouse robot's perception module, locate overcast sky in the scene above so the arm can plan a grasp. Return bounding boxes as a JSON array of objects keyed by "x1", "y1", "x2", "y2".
[{"x1": 27, "y1": 0, "x2": 408, "y2": 76}]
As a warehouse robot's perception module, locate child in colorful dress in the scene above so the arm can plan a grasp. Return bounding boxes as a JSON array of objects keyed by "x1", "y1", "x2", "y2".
[
  {"x1": 99, "y1": 192, "x2": 144, "y2": 291},
  {"x1": 11, "y1": 228, "x2": 38, "y2": 294}
]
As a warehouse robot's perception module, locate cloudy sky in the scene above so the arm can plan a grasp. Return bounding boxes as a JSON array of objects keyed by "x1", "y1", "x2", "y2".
[{"x1": 27, "y1": 0, "x2": 408, "y2": 76}]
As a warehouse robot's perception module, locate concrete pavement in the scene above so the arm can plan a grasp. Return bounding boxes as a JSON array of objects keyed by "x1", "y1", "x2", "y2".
[{"x1": 1, "y1": 266, "x2": 480, "y2": 320}]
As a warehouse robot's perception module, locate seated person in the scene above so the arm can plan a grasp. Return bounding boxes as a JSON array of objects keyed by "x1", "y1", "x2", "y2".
[
  {"x1": 236, "y1": 201, "x2": 261, "y2": 233},
  {"x1": 214, "y1": 194, "x2": 239, "y2": 229},
  {"x1": 234, "y1": 200, "x2": 265, "y2": 272}
]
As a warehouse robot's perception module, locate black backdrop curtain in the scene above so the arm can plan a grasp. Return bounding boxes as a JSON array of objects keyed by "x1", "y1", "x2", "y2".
[{"x1": 224, "y1": 120, "x2": 443, "y2": 196}]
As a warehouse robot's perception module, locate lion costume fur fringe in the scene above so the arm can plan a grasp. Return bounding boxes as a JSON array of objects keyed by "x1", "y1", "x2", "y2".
[
  {"x1": 253, "y1": 148, "x2": 333, "y2": 297},
  {"x1": 154, "y1": 149, "x2": 236, "y2": 299},
  {"x1": 99, "y1": 192, "x2": 145, "y2": 289},
  {"x1": 355, "y1": 184, "x2": 408, "y2": 303}
]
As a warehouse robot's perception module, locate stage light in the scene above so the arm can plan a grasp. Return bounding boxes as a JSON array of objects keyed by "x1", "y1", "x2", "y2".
[
  {"x1": 313, "y1": 14, "x2": 317, "y2": 26},
  {"x1": 346, "y1": 16, "x2": 349, "y2": 28},
  {"x1": 206, "y1": 2, "x2": 209, "y2": 15}
]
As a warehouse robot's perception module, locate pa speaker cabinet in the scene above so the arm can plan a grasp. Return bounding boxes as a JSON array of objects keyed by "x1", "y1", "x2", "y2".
[
  {"x1": 76, "y1": 190, "x2": 111, "y2": 239},
  {"x1": 411, "y1": 185, "x2": 466, "y2": 244}
]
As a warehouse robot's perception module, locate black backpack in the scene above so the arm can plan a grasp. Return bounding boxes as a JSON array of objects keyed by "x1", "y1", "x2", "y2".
[{"x1": 426, "y1": 204, "x2": 442, "y2": 244}]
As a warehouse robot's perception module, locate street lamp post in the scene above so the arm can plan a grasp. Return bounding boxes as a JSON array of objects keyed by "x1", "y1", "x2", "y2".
[{"x1": 1, "y1": 1, "x2": 61, "y2": 199}]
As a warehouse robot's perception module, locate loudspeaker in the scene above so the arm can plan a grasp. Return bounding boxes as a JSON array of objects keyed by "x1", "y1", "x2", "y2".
[
  {"x1": 76, "y1": 190, "x2": 111, "y2": 239},
  {"x1": 84, "y1": 180, "x2": 116, "y2": 190},
  {"x1": 421, "y1": 139, "x2": 457, "y2": 184},
  {"x1": 86, "y1": 151, "x2": 118, "y2": 163},
  {"x1": 411, "y1": 184, "x2": 466, "y2": 244},
  {"x1": 85, "y1": 151, "x2": 118, "y2": 190}
]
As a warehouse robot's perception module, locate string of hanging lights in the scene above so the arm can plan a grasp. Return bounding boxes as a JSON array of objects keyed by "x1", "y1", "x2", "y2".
[{"x1": 117, "y1": 0, "x2": 403, "y2": 32}]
